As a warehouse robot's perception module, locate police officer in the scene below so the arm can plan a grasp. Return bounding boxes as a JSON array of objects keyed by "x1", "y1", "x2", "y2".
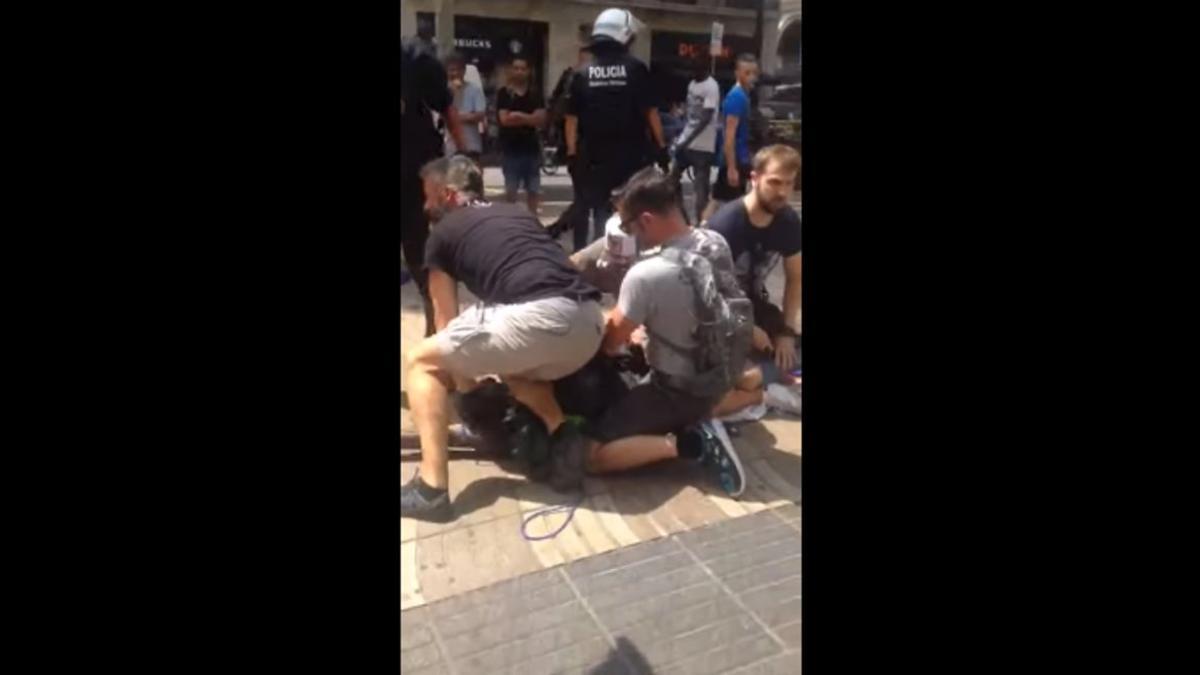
[
  {"x1": 564, "y1": 8, "x2": 670, "y2": 253},
  {"x1": 402, "y1": 36, "x2": 465, "y2": 336}
]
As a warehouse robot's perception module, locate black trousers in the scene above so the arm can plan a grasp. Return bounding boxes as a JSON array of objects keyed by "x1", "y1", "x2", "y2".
[
  {"x1": 550, "y1": 160, "x2": 587, "y2": 237},
  {"x1": 574, "y1": 152, "x2": 649, "y2": 252},
  {"x1": 401, "y1": 168, "x2": 435, "y2": 337}
]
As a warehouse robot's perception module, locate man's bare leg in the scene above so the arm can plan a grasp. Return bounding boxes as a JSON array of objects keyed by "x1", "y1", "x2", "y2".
[
  {"x1": 711, "y1": 366, "x2": 764, "y2": 417},
  {"x1": 505, "y1": 376, "x2": 565, "y2": 434},
  {"x1": 405, "y1": 337, "x2": 453, "y2": 489},
  {"x1": 712, "y1": 388, "x2": 764, "y2": 418},
  {"x1": 585, "y1": 435, "x2": 679, "y2": 474}
]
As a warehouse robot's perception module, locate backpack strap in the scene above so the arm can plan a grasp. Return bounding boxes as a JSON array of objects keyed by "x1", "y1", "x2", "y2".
[{"x1": 643, "y1": 246, "x2": 718, "y2": 361}]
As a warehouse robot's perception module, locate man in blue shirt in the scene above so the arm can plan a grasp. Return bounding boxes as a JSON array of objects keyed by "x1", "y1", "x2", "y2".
[{"x1": 705, "y1": 53, "x2": 760, "y2": 222}]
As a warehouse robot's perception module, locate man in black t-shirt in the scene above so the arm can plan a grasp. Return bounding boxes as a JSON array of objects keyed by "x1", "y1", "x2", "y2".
[
  {"x1": 546, "y1": 46, "x2": 592, "y2": 239},
  {"x1": 403, "y1": 37, "x2": 466, "y2": 337},
  {"x1": 402, "y1": 156, "x2": 604, "y2": 520},
  {"x1": 706, "y1": 144, "x2": 802, "y2": 373},
  {"x1": 496, "y1": 55, "x2": 546, "y2": 215},
  {"x1": 564, "y1": 8, "x2": 669, "y2": 252}
]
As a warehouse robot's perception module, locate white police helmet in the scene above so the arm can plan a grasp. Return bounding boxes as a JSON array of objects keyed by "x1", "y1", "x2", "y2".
[{"x1": 591, "y1": 8, "x2": 645, "y2": 46}]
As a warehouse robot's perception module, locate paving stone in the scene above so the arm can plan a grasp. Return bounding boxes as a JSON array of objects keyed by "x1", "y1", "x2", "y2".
[
  {"x1": 634, "y1": 613, "x2": 764, "y2": 669},
  {"x1": 571, "y1": 550, "x2": 695, "y2": 599},
  {"x1": 400, "y1": 607, "x2": 436, "y2": 652},
  {"x1": 585, "y1": 563, "x2": 711, "y2": 613},
  {"x1": 430, "y1": 579, "x2": 576, "y2": 639},
  {"x1": 676, "y1": 511, "x2": 783, "y2": 549},
  {"x1": 721, "y1": 554, "x2": 804, "y2": 594},
  {"x1": 452, "y1": 615, "x2": 606, "y2": 675},
  {"x1": 657, "y1": 633, "x2": 783, "y2": 675},
  {"x1": 771, "y1": 504, "x2": 802, "y2": 524},
  {"x1": 594, "y1": 579, "x2": 725, "y2": 632},
  {"x1": 565, "y1": 537, "x2": 681, "y2": 579},
  {"x1": 748, "y1": 595, "x2": 803, "y2": 630},
  {"x1": 400, "y1": 642, "x2": 442, "y2": 672},
  {"x1": 726, "y1": 650, "x2": 802, "y2": 675},
  {"x1": 680, "y1": 521, "x2": 797, "y2": 563},
  {"x1": 739, "y1": 575, "x2": 803, "y2": 617},
  {"x1": 428, "y1": 568, "x2": 565, "y2": 620},
  {"x1": 704, "y1": 538, "x2": 803, "y2": 578},
  {"x1": 401, "y1": 665, "x2": 450, "y2": 675},
  {"x1": 615, "y1": 594, "x2": 742, "y2": 647},
  {"x1": 505, "y1": 635, "x2": 614, "y2": 675},
  {"x1": 773, "y1": 620, "x2": 802, "y2": 649},
  {"x1": 439, "y1": 599, "x2": 592, "y2": 659}
]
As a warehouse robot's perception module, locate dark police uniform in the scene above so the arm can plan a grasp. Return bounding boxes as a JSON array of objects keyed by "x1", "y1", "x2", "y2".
[
  {"x1": 401, "y1": 37, "x2": 451, "y2": 336},
  {"x1": 565, "y1": 41, "x2": 659, "y2": 252}
]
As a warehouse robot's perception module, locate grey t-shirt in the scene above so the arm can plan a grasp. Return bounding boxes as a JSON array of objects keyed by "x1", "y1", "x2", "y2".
[{"x1": 616, "y1": 228, "x2": 738, "y2": 378}]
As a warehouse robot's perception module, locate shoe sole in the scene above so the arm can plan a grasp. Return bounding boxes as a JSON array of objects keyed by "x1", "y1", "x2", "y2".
[
  {"x1": 702, "y1": 419, "x2": 747, "y2": 498},
  {"x1": 401, "y1": 503, "x2": 454, "y2": 523}
]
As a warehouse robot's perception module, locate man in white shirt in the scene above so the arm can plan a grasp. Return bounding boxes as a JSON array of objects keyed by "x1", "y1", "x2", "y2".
[
  {"x1": 443, "y1": 52, "x2": 487, "y2": 162},
  {"x1": 668, "y1": 58, "x2": 721, "y2": 223}
]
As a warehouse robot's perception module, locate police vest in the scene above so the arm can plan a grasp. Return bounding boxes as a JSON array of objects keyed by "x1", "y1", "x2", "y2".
[{"x1": 577, "y1": 54, "x2": 646, "y2": 144}]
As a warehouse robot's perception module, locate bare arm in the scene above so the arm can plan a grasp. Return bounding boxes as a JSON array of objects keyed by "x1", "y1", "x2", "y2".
[
  {"x1": 428, "y1": 268, "x2": 459, "y2": 332},
  {"x1": 565, "y1": 115, "x2": 578, "y2": 156},
  {"x1": 498, "y1": 109, "x2": 526, "y2": 127},
  {"x1": 723, "y1": 114, "x2": 740, "y2": 173},
  {"x1": 444, "y1": 107, "x2": 467, "y2": 158},
  {"x1": 458, "y1": 109, "x2": 485, "y2": 124},
  {"x1": 782, "y1": 253, "x2": 802, "y2": 333},
  {"x1": 602, "y1": 307, "x2": 640, "y2": 355},
  {"x1": 645, "y1": 108, "x2": 666, "y2": 149},
  {"x1": 528, "y1": 107, "x2": 547, "y2": 128}
]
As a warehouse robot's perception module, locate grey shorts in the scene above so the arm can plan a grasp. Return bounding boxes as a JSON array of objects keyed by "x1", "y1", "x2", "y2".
[{"x1": 436, "y1": 296, "x2": 605, "y2": 381}]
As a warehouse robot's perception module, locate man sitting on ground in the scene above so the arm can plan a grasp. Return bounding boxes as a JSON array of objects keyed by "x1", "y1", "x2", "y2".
[
  {"x1": 402, "y1": 156, "x2": 605, "y2": 520},
  {"x1": 567, "y1": 168, "x2": 751, "y2": 496},
  {"x1": 707, "y1": 144, "x2": 802, "y2": 381}
]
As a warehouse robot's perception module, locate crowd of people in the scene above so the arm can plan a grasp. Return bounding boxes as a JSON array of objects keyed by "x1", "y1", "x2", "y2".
[{"x1": 401, "y1": 7, "x2": 801, "y2": 521}]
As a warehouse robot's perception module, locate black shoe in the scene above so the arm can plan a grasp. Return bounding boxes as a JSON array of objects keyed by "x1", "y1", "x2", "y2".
[
  {"x1": 400, "y1": 475, "x2": 453, "y2": 522},
  {"x1": 548, "y1": 423, "x2": 588, "y2": 493},
  {"x1": 692, "y1": 419, "x2": 746, "y2": 497}
]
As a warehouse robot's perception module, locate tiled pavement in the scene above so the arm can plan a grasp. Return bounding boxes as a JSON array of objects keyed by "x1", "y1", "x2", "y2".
[{"x1": 401, "y1": 504, "x2": 801, "y2": 675}]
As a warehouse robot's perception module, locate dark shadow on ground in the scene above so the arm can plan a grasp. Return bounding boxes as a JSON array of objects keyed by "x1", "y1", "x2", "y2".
[
  {"x1": 404, "y1": 426, "x2": 800, "y2": 524},
  {"x1": 588, "y1": 637, "x2": 656, "y2": 675}
]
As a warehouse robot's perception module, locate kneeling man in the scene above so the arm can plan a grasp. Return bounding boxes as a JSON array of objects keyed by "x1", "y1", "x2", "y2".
[
  {"x1": 576, "y1": 168, "x2": 751, "y2": 496},
  {"x1": 403, "y1": 156, "x2": 605, "y2": 520}
]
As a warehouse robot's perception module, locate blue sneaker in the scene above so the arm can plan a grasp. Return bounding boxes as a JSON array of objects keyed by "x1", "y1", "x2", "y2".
[{"x1": 694, "y1": 419, "x2": 746, "y2": 497}]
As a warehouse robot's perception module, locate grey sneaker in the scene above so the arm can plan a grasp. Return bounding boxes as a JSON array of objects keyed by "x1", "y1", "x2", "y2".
[
  {"x1": 400, "y1": 476, "x2": 453, "y2": 522},
  {"x1": 696, "y1": 419, "x2": 746, "y2": 497}
]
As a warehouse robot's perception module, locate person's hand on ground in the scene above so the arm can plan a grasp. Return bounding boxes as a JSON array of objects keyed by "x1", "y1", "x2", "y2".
[
  {"x1": 773, "y1": 335, "x2": 796, "y2": 371},
  {"x1": 727, "y1": 165, "x2": 740, "y2": 187},
  {"x1": 752, "y1": 325, "x2": 773, "y2": 353}
]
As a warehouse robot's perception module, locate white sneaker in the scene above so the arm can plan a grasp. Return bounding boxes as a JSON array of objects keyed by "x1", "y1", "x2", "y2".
[{"x1": 765, "y1": 383, "x2": 802, "y2": 416}]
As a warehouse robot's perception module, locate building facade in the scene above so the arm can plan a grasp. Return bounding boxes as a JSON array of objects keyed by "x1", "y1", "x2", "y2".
[{"x1": 401, "y1": 0, "x2": 783, "y2": 105}]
